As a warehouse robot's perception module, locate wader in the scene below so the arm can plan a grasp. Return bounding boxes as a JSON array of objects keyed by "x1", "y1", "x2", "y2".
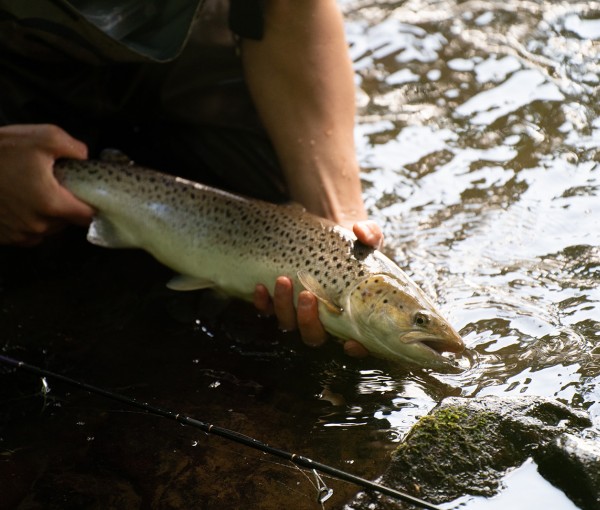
[{"x1": 0, "y1": 0, "x2": 287, "y2": 202}]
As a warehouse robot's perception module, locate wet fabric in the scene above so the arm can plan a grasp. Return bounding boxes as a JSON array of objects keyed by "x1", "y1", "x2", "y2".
[{"x1": 0, "y1": 0, "x2": 286, "y2": 202}]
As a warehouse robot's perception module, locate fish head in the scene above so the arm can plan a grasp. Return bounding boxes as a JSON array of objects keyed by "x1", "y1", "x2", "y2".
[{"x1": 345, "y1": 274, "x2": 464, "y2": 367}]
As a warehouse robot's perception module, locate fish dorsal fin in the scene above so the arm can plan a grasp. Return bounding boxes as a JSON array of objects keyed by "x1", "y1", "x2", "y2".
[
  {"x1": 99, "y1": 148, "x2": 133, "y2": 164},
  {"x1": 167, "y1": 275, "x2": 215, "y2": 291},
  {"x1": 297, "y1": 270, "x2": 343, "y2": 315},
  {"x1": 282, "y1": 201, "x2": 306, "y2": 213},
  {"x1": 87, "y1": 215, "x2": 134, "y2": 248}
]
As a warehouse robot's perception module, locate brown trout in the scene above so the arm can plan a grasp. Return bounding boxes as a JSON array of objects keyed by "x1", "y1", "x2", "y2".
[{"x1": 55, "y1": 159, "x2": 464, "y2": 367}]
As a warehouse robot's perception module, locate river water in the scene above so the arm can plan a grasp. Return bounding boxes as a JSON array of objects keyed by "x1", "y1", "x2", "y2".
[
  {"x1": 343, "y1": 0, "x2": 600, "y2": 507},
  {"x1": 0, "y1": 1, "x2": 598, "y2": 509}
]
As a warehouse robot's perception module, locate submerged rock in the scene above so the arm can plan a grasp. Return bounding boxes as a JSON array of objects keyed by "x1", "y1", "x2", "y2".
[
  {"x1": 537, "y1": 433, "x2": 600, "y2": 510},
  {"x1": 346, "y1": 395, "x2": 593, "y2": 509}
]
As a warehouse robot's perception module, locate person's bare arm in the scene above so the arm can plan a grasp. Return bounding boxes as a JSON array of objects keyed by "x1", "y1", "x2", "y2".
[
  {"x1": 241, "y1": 0, "x2": 366, "y2": 227},
  {"x1": 0, "y1": 124, "x2": 94, "y2": 246}
]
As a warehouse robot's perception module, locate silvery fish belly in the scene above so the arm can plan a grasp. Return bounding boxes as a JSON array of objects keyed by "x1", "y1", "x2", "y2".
[{"x1": 55, "y1": 159, "x2": 465, "y2": 367}]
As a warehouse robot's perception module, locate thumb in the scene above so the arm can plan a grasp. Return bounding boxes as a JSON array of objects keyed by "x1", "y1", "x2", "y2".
[
  {"x1": 52, "y1": 186, "x2": 95, "y2": 226},
  {"x1": 42, "y1": 125, "x2": 89, "y2": 161}
]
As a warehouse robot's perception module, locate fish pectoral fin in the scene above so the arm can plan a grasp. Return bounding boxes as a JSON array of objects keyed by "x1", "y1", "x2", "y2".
[
  {"x1": 297, "y1": 270, "x2": 343, "y2": 315},
  {"x1": 167, "y1": 274, "x2": 216, "y2": 291},
  {"x1": 87, "y1": 215, "x2": 134, "y2": 248}
]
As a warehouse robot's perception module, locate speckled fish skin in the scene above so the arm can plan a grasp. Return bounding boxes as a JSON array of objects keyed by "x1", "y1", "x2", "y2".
[{"x1": 55, "y1": 159, "x2": 464, "y2": 367}]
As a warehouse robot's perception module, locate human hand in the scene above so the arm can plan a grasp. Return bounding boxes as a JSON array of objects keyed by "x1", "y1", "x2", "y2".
[
  {"x1": 0, "y1": 124, "x2": 94, "y2": 246},
  {"x1": 253, "y1": 220, "x2": 384, "y2": 358}
]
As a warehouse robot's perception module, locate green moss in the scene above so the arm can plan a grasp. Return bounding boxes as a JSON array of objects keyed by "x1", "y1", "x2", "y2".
[
  {"x1": 390, "y1": 405, "x2": 505, "y2": 496},
  {"x1": 395, "y1": 406, "x2": 497, "y2": 457}
]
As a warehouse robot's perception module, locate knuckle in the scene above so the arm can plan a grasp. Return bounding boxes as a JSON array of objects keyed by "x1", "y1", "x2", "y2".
[
  {"x1": 28, "y1": 219, "x2": 50, "y2": 235},
  {"x1": 39, "y1": 123, "x2": 63, "y2": 139},
  {"x1": 37, "y1": 124, "x2": 68, "y2": 149},
  {"x1": 40, "y1": 200, "x2": 62, "y2": 218}
]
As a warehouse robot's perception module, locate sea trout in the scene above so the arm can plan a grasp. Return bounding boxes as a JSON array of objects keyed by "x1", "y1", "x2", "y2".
[{"x1": 55, "y1": 159, "x2": 464, "y2": 367}]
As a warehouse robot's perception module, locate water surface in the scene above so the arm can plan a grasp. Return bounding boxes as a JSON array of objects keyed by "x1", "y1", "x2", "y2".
[{"x1": 1, "y1": 1, "x2": 599, "y2": 509}]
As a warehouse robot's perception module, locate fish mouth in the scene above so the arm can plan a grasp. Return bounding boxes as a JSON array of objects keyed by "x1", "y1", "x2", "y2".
[
  {"x1": 419, "y1": 337, "x2": 465, "y2": 354},
  {"x1": 402, "y1": 332, "x2": 465, "y2": 356}
]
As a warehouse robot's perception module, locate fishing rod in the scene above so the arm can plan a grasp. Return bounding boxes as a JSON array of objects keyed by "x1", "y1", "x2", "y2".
[{"x1": 0, "y1": 354, "x2": 444, "y2": 510}]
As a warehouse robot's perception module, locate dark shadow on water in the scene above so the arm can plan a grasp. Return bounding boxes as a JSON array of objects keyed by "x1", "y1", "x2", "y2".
[{"x1": 0, "y1": 229, "x2": 396, "y2": 510}]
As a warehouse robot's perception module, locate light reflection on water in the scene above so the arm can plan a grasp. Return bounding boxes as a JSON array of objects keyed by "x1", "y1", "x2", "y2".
[
  {"x1": 335, "y1": 0, "x2": 599, "y2": 507},
  {"x1": 444, "y1": 458, "x2": 580, "y2": 510}
]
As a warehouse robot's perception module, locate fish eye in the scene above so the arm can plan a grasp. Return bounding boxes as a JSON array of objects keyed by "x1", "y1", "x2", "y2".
[{"x1": 414, "y1": 311, "x2": 430, "y2": 327}]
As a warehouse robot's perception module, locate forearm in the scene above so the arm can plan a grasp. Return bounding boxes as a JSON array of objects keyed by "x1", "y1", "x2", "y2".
[{"x1": 240, "y1": 0, "x2": 366, "y2": 227}]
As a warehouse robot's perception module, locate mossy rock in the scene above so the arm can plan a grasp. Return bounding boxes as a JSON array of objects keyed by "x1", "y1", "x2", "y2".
[{"x1": 347, "y1": 395, "x2": 592, "y2": 509}]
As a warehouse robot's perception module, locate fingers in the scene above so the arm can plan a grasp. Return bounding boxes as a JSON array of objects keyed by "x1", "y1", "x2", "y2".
[
  {"x1": 253, "y1": 279, "x2": 326, "y2": 343},
  {"x1": 297, "y1": 291, "x2": 327, "y2": 347},
  {"x1": 51, "y1": 187, "x2": 95, "y2": 226},
  {"x1": 273, "y1": 276, "x2": 297, "y2": 331},
  {"x1": 253, "y1": 278, "x2": 370, "y2": 358},
  {"x1": 35, "y1": 124, "x2": 88, "y2": 161},
  {"x1": 353, "y1": 220, "x2": 384, "y2": 249},
  {"x1": 344, "y1": 340, "x2": 369, "y2": 358},
  {"x1": 253, "y1": 283, "x2": 274, "y2": 316}
]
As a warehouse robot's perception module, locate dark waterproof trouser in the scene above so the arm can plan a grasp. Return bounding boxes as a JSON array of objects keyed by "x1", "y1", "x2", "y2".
[{"x1": 0, "y1": 0, "x2": 287, "y2": 202}]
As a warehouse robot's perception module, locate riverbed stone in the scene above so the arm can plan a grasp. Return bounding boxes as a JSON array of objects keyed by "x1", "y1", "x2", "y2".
[
  {"x1": 346, "y1": 395, "x2": 593, "y2": 509},
  {"x1": 536, "y1": 433, "x2": 600, "y2": 510}
]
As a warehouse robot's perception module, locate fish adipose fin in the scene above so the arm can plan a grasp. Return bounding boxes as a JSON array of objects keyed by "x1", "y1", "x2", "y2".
[
  {"x1": 297, "y1": 270, "x2": 343, "y2": 315},
  {"x1": 87, "y1": 215, "x2": 135, "y2": 248},
  {"x1": 167, "y1": 275, "x2": 216, "y2": 291}
]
